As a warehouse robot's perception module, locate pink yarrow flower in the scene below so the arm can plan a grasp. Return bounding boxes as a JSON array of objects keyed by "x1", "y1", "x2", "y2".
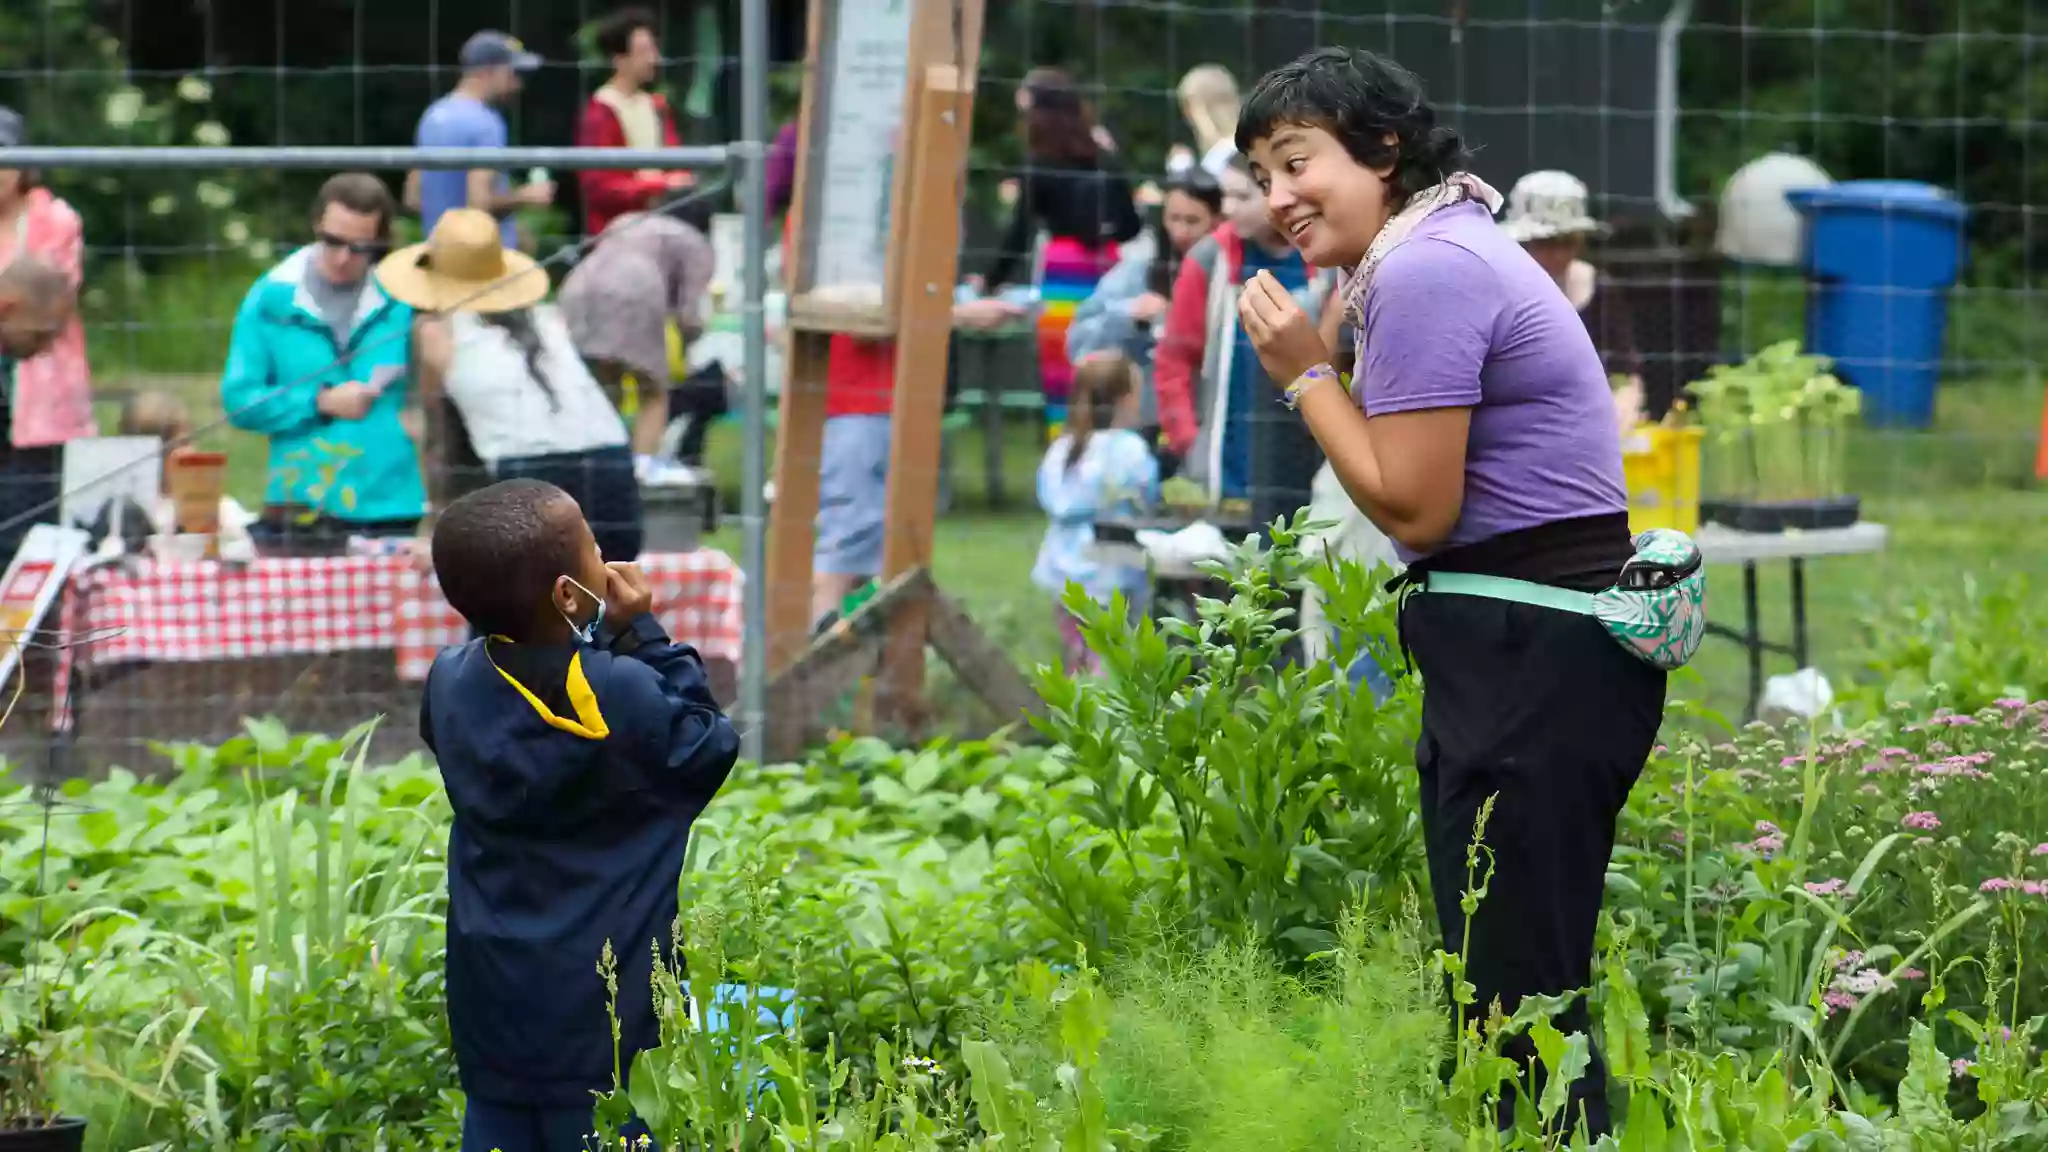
[
  {"x1": 1902, "y1": 811, "x2": 1942, "y2": 831},
  {"x1": 1981, "y1": 878, "x2": 2017, "y2": 893}
]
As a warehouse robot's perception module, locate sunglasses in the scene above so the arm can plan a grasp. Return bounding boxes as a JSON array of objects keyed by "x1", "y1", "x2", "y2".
[{"x1": 316, "y1": 233, "x2": 386, "y2": 257}]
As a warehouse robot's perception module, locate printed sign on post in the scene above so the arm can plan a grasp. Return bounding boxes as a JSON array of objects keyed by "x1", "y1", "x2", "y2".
[
  {"x1": 788, "y1": 0, "x2": 917, "y2": 332},
  {"x1": 0, "y1": 524, "x2": 93, "y2": 689}
]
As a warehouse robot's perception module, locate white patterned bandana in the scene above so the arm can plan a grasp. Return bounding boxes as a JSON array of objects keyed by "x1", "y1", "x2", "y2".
[{"x1": 1342, "y1": 172, "x2": 1505, "y2": 328}]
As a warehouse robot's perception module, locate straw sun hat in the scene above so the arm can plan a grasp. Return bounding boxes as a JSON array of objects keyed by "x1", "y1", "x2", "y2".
[
  {"x1": 376, "y1": 208, "x2": 548, "y2": 314},
  {"x1": 1499, "y1": 170, "x2": 1610, "y2": 243}
]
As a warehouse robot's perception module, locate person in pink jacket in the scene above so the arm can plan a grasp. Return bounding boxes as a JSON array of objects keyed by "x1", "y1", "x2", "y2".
[{"x1": 0, "y1": 107, "x2": 94, "y2": 558}]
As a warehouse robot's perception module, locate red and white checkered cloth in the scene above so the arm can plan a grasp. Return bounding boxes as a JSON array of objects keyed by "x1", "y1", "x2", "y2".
[
  {"x1": 51, "y1": 551, "x2": 745, "y2": 729},
  {"x1": 51, "y1": 555, "x2": 403, "y2": 730},
  {"x1": 393, "y1": 550, "x2": 745, "y2": 680}
]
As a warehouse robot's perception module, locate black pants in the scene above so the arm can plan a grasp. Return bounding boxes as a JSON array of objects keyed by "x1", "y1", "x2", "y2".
[
  {"x1": 1400, "y1": 590, "x2": 1666, "y2": 1137},
  {"x1": 667, "y1": 363, "x2": 730, "y2": 465},
  {"x1": 0, "y1": 443, "x2": 62, "y2": 564},
  {"x1": 496, "y1": 445, "x2": 642, "y2": 563}
]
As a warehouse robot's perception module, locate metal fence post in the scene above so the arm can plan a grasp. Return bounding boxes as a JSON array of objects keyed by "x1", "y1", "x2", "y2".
[{"x1": 737, "y1": 0, "x2": 772, "y2": 765}]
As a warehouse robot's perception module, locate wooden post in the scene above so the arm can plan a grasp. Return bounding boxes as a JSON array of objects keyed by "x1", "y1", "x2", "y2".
[
  {"x1": 765, "y1": 334, "x2": 831, "y2": 671},
  {"x1": 875, "y1": 64, "x2": 975, "y2": 726},
  {"x1": 765, "y1": 0, "x2": 984, "y2": 677},
  {"x1": 764, "y1": 0, "x2": 1000, "y2": 750}
]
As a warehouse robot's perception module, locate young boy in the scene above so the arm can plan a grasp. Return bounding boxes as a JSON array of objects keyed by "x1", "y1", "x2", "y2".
[
  {"x1": 117, "y1": 390, "x2": 258, "y2": 557},
  {"x1": 421, "y1": 478, "x2": 739, "y2": 1152}
]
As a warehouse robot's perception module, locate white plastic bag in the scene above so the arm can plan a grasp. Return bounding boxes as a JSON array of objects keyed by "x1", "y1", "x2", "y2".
[{"x1": 1758, "y1": 666, "x2": 1836, "y2": 727}]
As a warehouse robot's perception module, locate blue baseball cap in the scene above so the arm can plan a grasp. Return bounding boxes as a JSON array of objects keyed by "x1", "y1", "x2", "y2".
[{"x1": 459, "y1": 31, "x2": 542, "y2": 72}]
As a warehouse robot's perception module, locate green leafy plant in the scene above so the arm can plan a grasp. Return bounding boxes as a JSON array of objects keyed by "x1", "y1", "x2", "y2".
[
  {"x1": 0, "y1": 957, "x2": 76, "y2": 1130},
  {"x1": 1026, "y1": 514, "x2": 1423, "y2": 966},
  {"x1": 1691, "y1": 340, "x2": 1863, "y2": 503},
  {"x1": 1842, "y1": 573, "x2": 2048, "y2": 717}
]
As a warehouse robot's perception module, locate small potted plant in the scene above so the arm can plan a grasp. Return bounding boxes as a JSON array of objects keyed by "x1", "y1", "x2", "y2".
[
  {"x1": 0, "y1": 1009, "x2": 86, "y2": 1152},
  {"x1": 3, "y1": 827, "x2": 89, "y2": 1152},
  {"x1": 1694, "y1": 340, "x2": 1863, "y2": 533}
]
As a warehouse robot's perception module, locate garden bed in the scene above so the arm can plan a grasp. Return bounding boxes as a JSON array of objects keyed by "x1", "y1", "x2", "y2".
[{"x1": 5, "y1": 538, "x2": 2047, "y2": 1148}]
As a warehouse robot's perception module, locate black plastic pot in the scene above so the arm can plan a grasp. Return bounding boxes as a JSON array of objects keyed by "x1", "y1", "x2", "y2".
[
  {"x1": 1700, "y1": 496, "x2": 1861, "y2": 534},
  {"x1": 0, "y1": 1117, "x2": 87, "y2": 1152}
]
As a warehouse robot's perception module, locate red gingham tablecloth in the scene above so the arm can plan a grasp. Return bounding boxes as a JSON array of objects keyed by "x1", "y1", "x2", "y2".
[
  {"x1": 51, "y1": 551, "x2": 745, "y2": 730},
  {"x1": 392, "y1": 550, "x2": 744, "y2": 680}
]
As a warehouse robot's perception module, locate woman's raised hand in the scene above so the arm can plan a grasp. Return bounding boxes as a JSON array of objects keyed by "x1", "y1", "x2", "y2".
[{"x1": 1237, "y1": 270, "x2": 1332, "y2": 387}]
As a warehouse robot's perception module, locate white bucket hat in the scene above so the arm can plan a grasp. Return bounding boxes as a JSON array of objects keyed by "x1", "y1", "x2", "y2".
[{"x1": 1500, "y1": 170, "x2": 1609, "y2": 242}]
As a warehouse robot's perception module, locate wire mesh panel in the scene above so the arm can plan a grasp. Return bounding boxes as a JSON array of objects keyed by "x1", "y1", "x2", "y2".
[{"x1": 0, "y1": 0, "x2": 2035, "y2": 774}]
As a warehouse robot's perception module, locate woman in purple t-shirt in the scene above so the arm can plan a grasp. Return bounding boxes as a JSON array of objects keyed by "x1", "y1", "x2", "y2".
[{"x1": 1231, "y1": 47, "x2": 1667, "y2": 1138}]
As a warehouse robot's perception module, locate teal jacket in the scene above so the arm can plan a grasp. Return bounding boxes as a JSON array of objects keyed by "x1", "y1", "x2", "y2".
[{"x1": 220, "y1": 246, "x2": 425, "y2": 524}]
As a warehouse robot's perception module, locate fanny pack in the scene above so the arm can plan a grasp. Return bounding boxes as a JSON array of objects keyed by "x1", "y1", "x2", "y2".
[{"x1": 1418, "y1": 528, "x2": 1706, "y2": 671}]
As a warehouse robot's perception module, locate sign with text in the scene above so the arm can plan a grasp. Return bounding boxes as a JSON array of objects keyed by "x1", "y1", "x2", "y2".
[
  {"x1": 0, "y1": 523, "x2": 92, "y2": 688},
  {"x1": 786, "y1": 0, "x2": 917, "y2": 334}
]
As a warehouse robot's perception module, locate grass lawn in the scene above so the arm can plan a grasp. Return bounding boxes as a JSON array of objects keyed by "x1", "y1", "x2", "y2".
[{"x1": 105, "y1": 363, "x2": 2046, "y2": 726}]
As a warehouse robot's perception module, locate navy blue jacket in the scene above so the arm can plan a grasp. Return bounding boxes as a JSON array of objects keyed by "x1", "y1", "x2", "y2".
[{"x1": 420, "y1": 614, "x2": 739, "y2": 1107}]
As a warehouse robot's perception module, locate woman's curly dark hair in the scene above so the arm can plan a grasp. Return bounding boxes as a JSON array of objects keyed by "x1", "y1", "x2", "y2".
[{"x1": 1235, "y1": 47, "x2": 1471, "y2": 208}]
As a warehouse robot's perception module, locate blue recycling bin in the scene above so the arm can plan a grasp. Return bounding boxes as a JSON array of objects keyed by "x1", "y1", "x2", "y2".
[{"x1": 1786, "y1": 181, "x2": 1969, "y2": 428}]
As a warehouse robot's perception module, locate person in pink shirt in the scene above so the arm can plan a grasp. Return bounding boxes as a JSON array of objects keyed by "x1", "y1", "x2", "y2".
[{"x1": 0, "y1": 107, "x2": 94, "y2": 558}]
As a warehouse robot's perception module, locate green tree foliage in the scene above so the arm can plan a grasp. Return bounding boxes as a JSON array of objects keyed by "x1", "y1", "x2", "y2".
[
  {"x1": 1679, "y1": 0, "x2": 2047, "y2": 280},
  {"x1": 0, "y1": 0, "x2": 262, "y2": 274}
]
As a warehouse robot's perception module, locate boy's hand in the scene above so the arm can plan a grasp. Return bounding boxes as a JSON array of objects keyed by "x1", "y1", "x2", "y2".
[{"x1": 603, "y1": 562, "x2": 656, "y2": 630}]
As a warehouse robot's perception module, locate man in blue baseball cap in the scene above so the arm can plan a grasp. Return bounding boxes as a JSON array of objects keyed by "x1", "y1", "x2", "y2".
[{"x1": 408, "y1": 30, "x2": 555, "y2": 250}]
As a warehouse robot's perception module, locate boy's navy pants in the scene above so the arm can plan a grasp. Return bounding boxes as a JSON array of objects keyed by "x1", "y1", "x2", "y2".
[{"x1": 461, "y1": 1099, "x2": 657, "y2": 1152}]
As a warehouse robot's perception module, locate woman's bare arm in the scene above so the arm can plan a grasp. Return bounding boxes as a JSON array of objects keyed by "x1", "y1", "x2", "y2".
[
  {"x1": 411, "y1": 317, "x2": 455, "y2": 521},
  {"x1": 1295, "y1": 381, "x2": 1470, "y2": 553}
]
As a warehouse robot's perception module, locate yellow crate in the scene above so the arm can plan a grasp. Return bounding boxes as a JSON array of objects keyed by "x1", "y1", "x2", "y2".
[{"x1": 1621, "y1": 425, "x2": 1704, "y2": 535}]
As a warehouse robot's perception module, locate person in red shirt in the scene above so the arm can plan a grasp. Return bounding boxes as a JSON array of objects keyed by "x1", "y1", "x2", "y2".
[
  {"x1": 575, "y1": 7, "x2": 691, "y2": 237},
  {"x1": 808, "y1": 298, "x2": 1020, "y2": 630}
]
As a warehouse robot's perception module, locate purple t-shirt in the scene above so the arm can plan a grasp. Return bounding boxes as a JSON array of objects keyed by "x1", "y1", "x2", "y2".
[{"x1": 1355, "y1": 201, "x2": 1626, "y2": 562}]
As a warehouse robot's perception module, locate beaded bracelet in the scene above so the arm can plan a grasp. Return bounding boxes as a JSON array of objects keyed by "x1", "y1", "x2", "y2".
[{"x1": 1282, "y1": 363, "x2": 1341, "y2": 411}]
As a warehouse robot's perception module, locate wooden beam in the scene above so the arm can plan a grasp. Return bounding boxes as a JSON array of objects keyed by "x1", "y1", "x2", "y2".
[
  {"x1": 761, "y1": 565, "x2": 1041, "y2": 755},
  {"x1": 763, "y1": 566, "x2": 930, "y2": 759},
  {"x1": 874, "y1": 64, "x2": 975, "y2": 728},
  {"x1": 924, "y1": 581, "x2": 1044, "y2": 731},
  {"x1": 765, "y1": 331, "x2": 830, "y2": 672}
]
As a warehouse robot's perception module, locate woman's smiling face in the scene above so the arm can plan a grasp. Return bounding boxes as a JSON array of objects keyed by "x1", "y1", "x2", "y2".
[{"x1": 1246, "y1": 123, "x2": 1397, "y2": 269}]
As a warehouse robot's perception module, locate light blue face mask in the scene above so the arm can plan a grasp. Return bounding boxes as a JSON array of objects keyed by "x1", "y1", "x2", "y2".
[{"x1": 559, "y1": 576, "x2": 605, "y2": 645}]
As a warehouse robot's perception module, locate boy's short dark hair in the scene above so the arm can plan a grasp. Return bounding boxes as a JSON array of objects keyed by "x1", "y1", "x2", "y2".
[
  {"x1": 432, "y1": 479, "x2": 585, "y2": 639},
  {"x1": 1236, "y1": 47, "x2": 1471, "y2": 207},
  {"x1": 595, "y1": 7, "x2": 658, "y2": 60}
]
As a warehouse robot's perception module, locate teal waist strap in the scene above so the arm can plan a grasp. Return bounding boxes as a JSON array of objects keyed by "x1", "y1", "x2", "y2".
[{"x1": 1422, "y1": 571, "x2": 1597, "y2": 616}]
